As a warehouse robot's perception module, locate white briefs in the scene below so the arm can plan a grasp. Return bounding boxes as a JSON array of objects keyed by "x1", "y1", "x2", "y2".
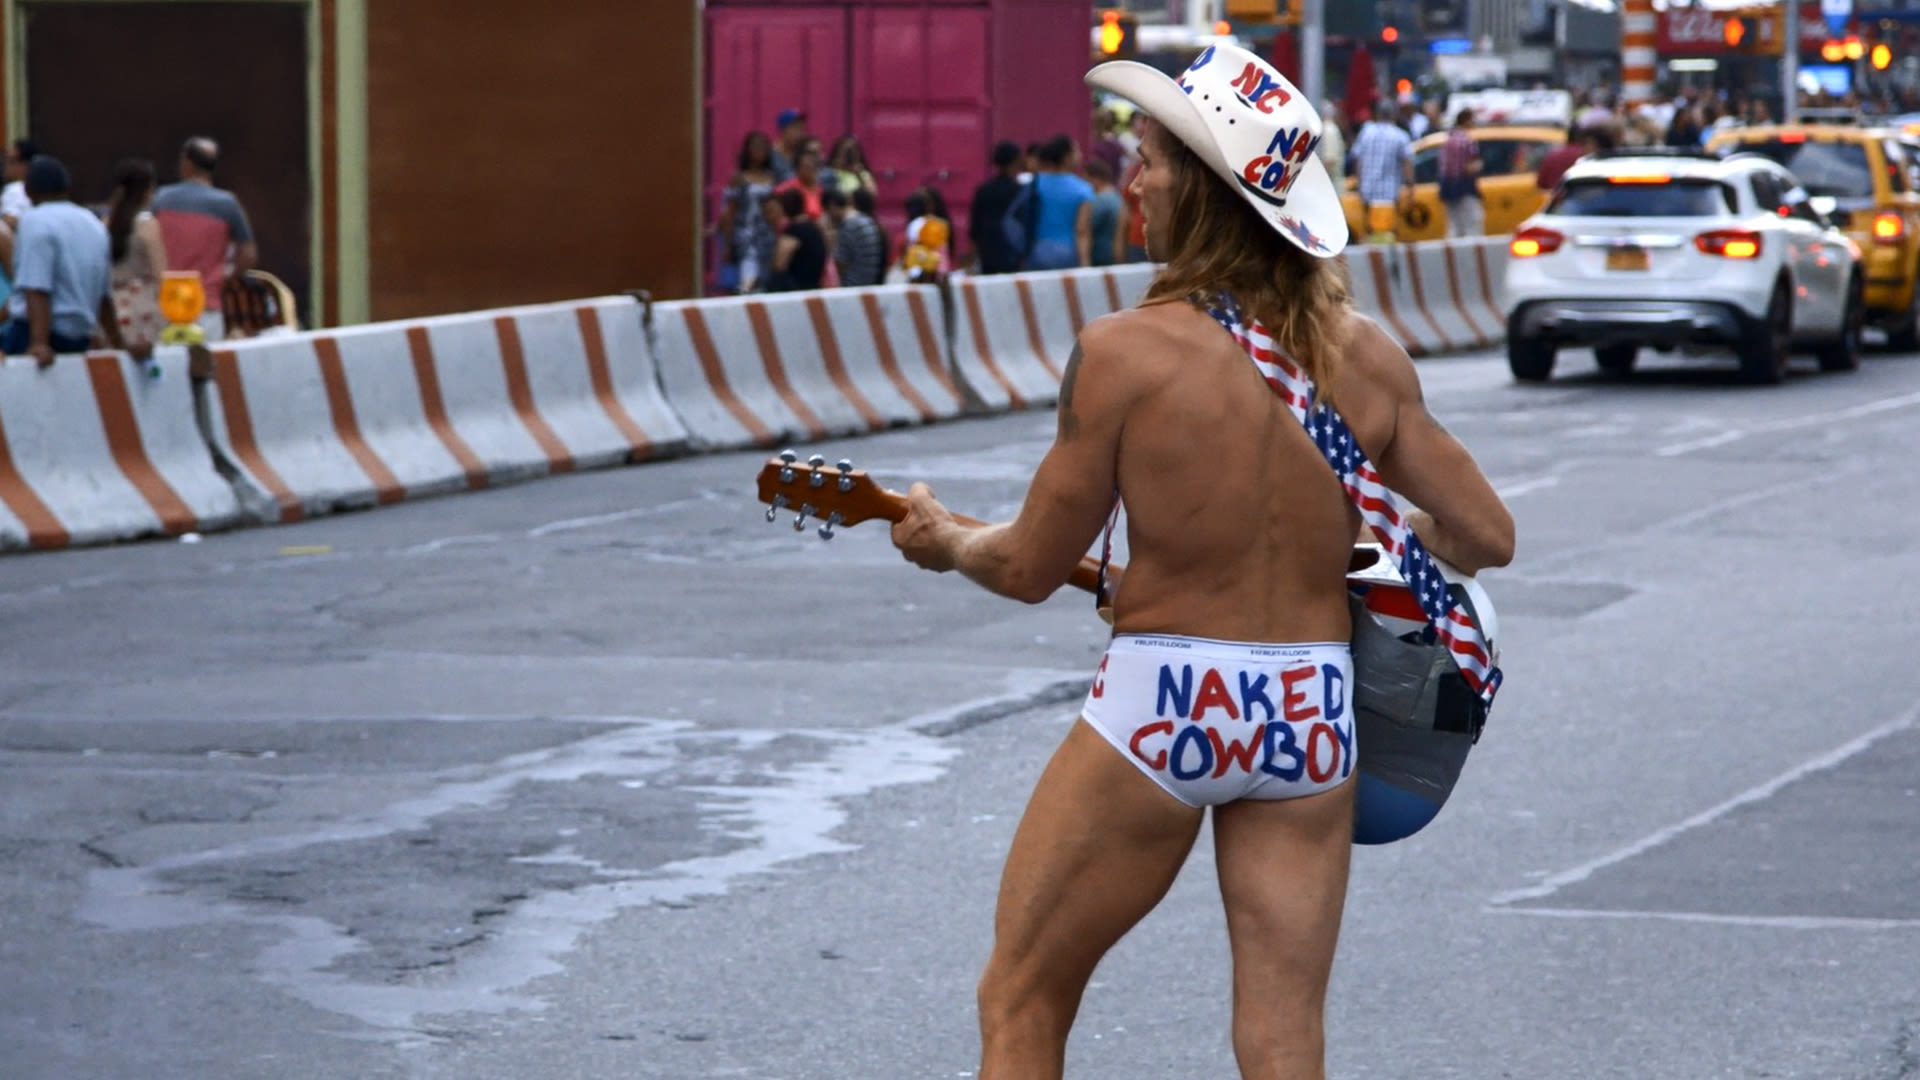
[{"x1": 1079, "y1": 634, "x2": 1357, "y2": 808}]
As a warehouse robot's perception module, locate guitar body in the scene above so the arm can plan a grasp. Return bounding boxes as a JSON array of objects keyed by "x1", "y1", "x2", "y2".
[{"x1": 1345, "y1": 544, "x2": 1500, "y2": 845}]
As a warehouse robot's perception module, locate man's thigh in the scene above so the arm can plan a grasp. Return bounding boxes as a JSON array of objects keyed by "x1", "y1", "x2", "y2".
[
  {"x1": 988, "y1": 720, "x2": 1204, "y2": 981},
  {"x1": 1211, "y1": 781, "x2": 1354, "y2": 1015}
]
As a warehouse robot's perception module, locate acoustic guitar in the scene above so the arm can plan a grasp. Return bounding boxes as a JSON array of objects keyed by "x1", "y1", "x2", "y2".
[{"x1": 752, "y1": 450, "x2": 1501, "y2": 844}]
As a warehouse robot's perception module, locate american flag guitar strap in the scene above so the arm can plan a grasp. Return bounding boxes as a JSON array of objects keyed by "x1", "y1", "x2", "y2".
[{"x1": 1202, "y1": 293, "x2": 1503, "y2": 710}]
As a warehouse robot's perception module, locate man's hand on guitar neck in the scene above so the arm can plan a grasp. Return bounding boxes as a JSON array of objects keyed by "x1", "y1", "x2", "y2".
[{"x1": 890, "y1": 482, "x2": 969, "y2": 573}]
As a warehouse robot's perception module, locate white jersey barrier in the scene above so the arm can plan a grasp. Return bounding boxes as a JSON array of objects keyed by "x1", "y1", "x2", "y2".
[
  {"x1": 948, "y1": 268, "x2": 1132, "y2": 412},
  {"x1": 650, "y1": 285, "x2": 963, "y2": 452},
  {"x1": 3, "y1": 240, "x2": 1518, "y2": 555},
  {"x1": 0, "y1": 349, "x2": 239, "y2": 550},
  {"x1": 205, "y1": 297, "x2": 688, "y2": 521}
]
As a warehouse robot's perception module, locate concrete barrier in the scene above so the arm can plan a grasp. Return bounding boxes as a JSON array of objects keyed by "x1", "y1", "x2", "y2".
[
  {"x1": 207, "y1": 296, "x2": 688, "y2": 521},
  {"x1": 950, "y1": 272, "x2": 1075, "y2": 411},
  {"x1": 650, "y1": 285, "x2": 960, "y2": 452},
  {"x1": 0, "y1": 349, "x2": 238, "y2": 550},
  {"x1": 1470, "y1": 235, "x2": 1512, "y2": 330},
  {"x1": 4, "y1": 242, "x2": 1521, "y2": 556},
  {"x1": 1346, "y1": 246, "x2": 1432, "y2": 357},
  {"x1": 1108, "y1": 263, "x2": 1157, "y2": 307},
  {"x1": 1405, "y1": 240, "x2": 1486, "y2": 352}
]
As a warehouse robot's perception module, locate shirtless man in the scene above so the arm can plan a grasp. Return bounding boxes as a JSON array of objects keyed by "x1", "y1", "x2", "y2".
[{"x1": 890, "y1": 45, "x2": 1513, "y2": 1080}]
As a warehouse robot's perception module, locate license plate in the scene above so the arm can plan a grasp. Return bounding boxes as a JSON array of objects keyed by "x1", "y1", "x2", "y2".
[{"x1": 1606, "y1": 247, "x2": 1650, "y2": 271}]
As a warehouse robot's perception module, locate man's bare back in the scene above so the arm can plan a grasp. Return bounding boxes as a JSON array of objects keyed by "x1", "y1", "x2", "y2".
[
  {"x1": 1074, "y1": 298, "x2": 1509, "y2": 647},
  {"x1": 1092, "y1": 299, "x2": 1355, "y2": 645}
]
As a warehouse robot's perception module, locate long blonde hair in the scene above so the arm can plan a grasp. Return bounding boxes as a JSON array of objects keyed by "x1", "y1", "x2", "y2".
[{"x1": 1140, "y1": 121, "x2": 1354, "y2": 400}]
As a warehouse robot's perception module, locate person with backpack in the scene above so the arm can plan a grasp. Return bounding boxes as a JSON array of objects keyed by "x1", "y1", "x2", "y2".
[
  {"x1": 967, "y1": 141, "x2": 1025, "y2": 275},
  {"x1": 1438, "y1": 108, "x2": 1484, "y2": 238},
  {"x1": 1004, "y1": 134, "x2": 1094, "y2": 271}
]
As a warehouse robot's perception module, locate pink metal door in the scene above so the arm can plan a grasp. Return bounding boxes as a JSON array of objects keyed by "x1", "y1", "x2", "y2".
[
  {"x1": 704, "y1": 5, "x2": 851, "y2": 290},
  {"x1": 851, "y1": 4, "x2": 993, "y2": 261}
]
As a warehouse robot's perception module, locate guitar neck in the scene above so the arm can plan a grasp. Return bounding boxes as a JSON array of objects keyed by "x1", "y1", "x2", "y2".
[{"x1": 872, "y1": 487, "x2": 1106, "y2": 597}]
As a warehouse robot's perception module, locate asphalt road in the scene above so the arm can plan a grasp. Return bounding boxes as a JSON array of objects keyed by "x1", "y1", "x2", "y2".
[{"x1": 3, "y1": 340, "x2": 1918, "y2": 1080}]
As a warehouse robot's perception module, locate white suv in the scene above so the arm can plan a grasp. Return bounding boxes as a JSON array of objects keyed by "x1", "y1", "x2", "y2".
[{"x1": 1504, "y1": 150, "x2": 1864, "y2": 384}]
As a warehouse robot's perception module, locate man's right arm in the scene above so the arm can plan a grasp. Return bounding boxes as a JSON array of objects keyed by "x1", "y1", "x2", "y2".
[{"x1": 1348, "y1": 318, "x2": 1514, "y2": 573}]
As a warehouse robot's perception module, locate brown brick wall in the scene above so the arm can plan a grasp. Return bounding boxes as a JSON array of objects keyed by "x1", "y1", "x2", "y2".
[{"x1": 366, "y1": 0, "x2": 699, "y2": 320}]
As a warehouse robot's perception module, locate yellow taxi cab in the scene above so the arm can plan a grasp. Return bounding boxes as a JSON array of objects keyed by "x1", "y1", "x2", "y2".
[
  {"x1": 1706, "y1": 123, "x2": 1920, "y2": 348},
  {"x1": 1342, "y1": 125, "x2": 1565, "y2": 243}
]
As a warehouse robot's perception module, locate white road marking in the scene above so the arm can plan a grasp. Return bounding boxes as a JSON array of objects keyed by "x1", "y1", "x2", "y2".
[
  {"x1": 1488, "y1": 700, "x2": 1920, "y2": 908},
  {"x1": 1657, "y1": 389, "x2": 1920, "y2": 457},
  {"x1": 1494, "y1": 475, "x2": 1561, "y2": 499},
  {"x1": 1487, "y1": 907, "x2": 1920, "y2": 932}
]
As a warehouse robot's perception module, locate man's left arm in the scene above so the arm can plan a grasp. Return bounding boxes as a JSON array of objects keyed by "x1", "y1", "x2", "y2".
[
  {"x1": 893, "y1": 316, "x2": 1136, "y2": 602},
  {"x1": 226, "y1": 199, "x2": 259, "y2": 272}
]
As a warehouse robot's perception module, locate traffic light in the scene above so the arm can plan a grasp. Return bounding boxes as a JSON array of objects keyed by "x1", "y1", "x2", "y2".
[
  {"x1": 1382, "y1": 24, "x2": 1400, "y2": 44},
  {"x1": 1873, "y1": 43, "x2": 1894, "y2": 70},
  {"x1": 1725, "y1": 15, "x2": 1748, "y2": 48},
  {"x1": 1098, "y1": 9, "x2": 1138, "y2": 58}
]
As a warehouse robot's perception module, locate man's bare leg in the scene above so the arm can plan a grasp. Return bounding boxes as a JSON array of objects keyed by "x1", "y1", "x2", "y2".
[
  {"x1": 1212, "y1": 780, "x2": 1356, "y2": 1080},
  {"x1": 978, "y1": 719, "x2": 1205, "y2": 1080}
]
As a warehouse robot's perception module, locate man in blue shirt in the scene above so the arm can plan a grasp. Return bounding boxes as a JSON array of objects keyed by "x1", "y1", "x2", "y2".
[{"x1": 2, "y1": 157, "x2": 147, "y2": 367}]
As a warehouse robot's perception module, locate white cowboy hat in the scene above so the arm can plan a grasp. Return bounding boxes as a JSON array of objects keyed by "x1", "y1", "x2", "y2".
[{"x1": 1086, "y1": 45, "x2": 1348, "y2": 258}]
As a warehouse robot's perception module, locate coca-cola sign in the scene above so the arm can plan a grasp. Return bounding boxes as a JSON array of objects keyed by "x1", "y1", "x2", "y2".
[{"x1": 1657, "y1": 4, "x2": 1838, "y2": 55}]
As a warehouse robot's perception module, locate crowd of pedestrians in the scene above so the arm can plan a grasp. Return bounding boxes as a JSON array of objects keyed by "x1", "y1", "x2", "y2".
[
  {"x1": 0, "y1": 134, "x2": 257, "y2": 365},
  {"x1": 708, "y1": 104, "x2": 1154, "y2": 297}
]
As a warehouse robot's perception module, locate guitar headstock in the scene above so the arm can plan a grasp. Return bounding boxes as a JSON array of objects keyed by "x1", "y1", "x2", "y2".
[{"x1": 755, "y1": 450, "x2": 902, "y2": 540}]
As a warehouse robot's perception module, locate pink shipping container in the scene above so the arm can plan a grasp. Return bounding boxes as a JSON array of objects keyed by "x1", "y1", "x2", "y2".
[{"x1": 705, "y1": 0, "x2": 1094, "y2": 288}]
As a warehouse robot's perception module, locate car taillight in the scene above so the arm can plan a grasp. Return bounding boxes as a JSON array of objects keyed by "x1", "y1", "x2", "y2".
[
  {"x1": 1511, "y1": 227, "x2": 1565, "y2": 258},
  {"x1": 1873, "y1": 212, "x2": 1905, "y2": 243},
  {"x1": 1695, "y1": 229, "x2": 1763, "y2": 259}
]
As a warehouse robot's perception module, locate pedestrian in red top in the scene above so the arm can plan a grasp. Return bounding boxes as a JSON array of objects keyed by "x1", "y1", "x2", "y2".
[{"x1": 153, "y1": 136, "x2": 256, "y2": 342}]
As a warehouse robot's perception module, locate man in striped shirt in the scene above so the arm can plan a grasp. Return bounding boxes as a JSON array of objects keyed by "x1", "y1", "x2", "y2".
[
  {"x1": 823, "y1": 188, "x2": 885, "y2": 288},
  {"x1": 1348, "y1": 99, "x2": 1413, "y2": 243}
]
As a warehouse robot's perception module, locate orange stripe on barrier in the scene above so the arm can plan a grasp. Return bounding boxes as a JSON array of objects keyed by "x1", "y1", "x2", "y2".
[
  {"x1": 1470, "y1": 244, "x2": 1507, "y2": 332},
  {"x1": 682, "y1": 307, "x2": 777, "y2": 446},
  {"x1": 960, "y1": 282, "x2": 1025, "y2": 409},
  {"x1": 492, "y1": 316, "x2": 574, "y2": 473},
  {"x1": 0, "y1": 381, "x2": 70, "y2": 548},
  {"x1": 85, "y1": 352, "x2": 196, "y2": 535},
  {"x1": 312, "y1": 338, "x2": 405, "y2": 505},
  {"x1": 1404, "y1": 254, "x2": 1457, "y2": 351},
  {"x1": 405, "y1": 326, "x2": 489, "y2": 489},
  {"x1": 857, "y1": 293, "x2": 937, "y2": 421},
  {"x1": 1102, "y1": 271, "x2": 1123, "y2": 312},
  {"x1": 574, "y1": 306, "x2": 654, "y2": 460},
  {"x1": 211, "y1": 349, "x2": 303, "y2": 522},
  {"x1": 903, "y1": 290, "x2": 963, "y2": 407},
  {"x1": 804, "y1": 297, "x2": 886, "y2": 431},
  {"x1": 745, "y1": 302, "x2": 828, "y2": 440},
  {"x1": 1013, "y1": 279, "x2": 1064, "y2": 380},
  {"x1": 1443, "y1": 245, "x2": 1492, "y2": 347},
  {"x1": 1062, "y1": 278, "x2": 1088, "y2": 335},
  {"x1": 1366, "y1": 249, "x2": 1425, "y2": 355}
]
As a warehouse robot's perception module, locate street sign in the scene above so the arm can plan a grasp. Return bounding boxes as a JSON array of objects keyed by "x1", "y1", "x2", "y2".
[{"x1": 1822, "y1": 0, "x2": 1850, "y2": 37}]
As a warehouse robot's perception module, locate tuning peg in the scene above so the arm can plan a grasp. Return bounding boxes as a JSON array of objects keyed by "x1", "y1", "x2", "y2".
[
  {"x1": 765, "y1": 493, "x2": 789, "y2": 523},
  {"x1": 777, "y1": 448, "x2": 799, "y2": 483},
  {"x1": 817, "y1": 510, "x2": 844, "y2": 541},
  {"x1": 778, "y1": 449, "x2": 798, "y2": 464},
  {"x1": 793, "y1": 503, "x2": 815, "y2": 531},
  {"x1": 808, "y1": 454, "x2": 825, "y2": 467},
  {"x1": 836, "y1": 459, "x2": 855, "y2": 492}
]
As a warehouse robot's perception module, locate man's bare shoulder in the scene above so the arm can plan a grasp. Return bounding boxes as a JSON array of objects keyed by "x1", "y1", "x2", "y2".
[
  {"x1": 1078, "y1": 302, "x2": 1223, "y2": 374},
  {"x1": 1332, "y1": 311, "x2": 1421, "y2": 404}
]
